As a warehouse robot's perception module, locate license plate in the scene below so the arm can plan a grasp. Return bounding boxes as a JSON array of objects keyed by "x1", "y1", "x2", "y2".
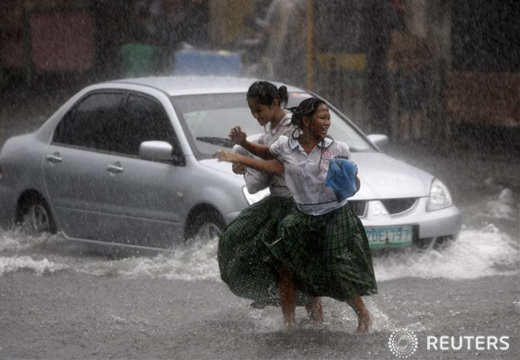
[{"x1": 365, "y1": 226, "x2": 413, "y2": 248}]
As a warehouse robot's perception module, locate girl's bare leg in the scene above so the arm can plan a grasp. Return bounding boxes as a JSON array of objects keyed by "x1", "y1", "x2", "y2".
[
  {"x1": 347, "y1": 296, "x2": 373, "y2": 334},
  {"x1": 305, "y1": 297, "x2": 324, "y2": 323},
  {"x1": 279, "y1": 267, "x2": 297, "y2": 328}
]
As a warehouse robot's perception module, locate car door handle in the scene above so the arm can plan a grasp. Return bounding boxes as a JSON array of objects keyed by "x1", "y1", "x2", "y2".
[
  {"x1": 107, "y1": 163, "x2": 124, "y2": 173},
  {"x1": 45, "y1": 153, "x2": 62, "y2": 164}
]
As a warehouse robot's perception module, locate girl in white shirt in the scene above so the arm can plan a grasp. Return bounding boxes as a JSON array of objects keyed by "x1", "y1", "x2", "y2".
[
  {"x1": 217, "y1": 97, "x2": 377, "y2": 333},
  {"x1": 218, "y1": 82, "x2": 323, "y2": 322}
]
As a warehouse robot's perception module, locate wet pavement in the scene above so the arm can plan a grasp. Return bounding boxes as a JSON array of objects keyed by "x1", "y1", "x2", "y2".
[{"x1": 0, "y1": 251, "x2": 518, "y2": 360}]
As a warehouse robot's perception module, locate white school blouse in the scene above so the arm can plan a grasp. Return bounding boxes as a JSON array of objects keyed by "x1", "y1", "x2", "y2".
[
  {"x1": 236, "y1": 113, "x2": 294, "y2": 197},
  {"x1": 270, "y1": 135, "x2": 353, "y2": 216},
  {"x1": 256, "y1": 113, "x2": 294, "y2": 197}
]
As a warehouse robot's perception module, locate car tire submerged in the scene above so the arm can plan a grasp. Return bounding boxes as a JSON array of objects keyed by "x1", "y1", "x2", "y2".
[
  {"x1": 16, "y1": 193, "x2": 56, "y2": 235},
  {"x1": 184, "y1": 208, "x2": 225, "y2": 244}
]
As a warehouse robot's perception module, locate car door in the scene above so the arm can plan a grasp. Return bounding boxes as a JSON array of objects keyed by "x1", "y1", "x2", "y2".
[
  {"x1": 101, "y1": 92, "x2": 187, "y2": 248},
  {"x1": 43, "y1": 91, "x2": 125, "y2": 240}
]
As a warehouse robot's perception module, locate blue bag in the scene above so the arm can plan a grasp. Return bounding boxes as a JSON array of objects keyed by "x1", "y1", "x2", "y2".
[{"x1": 325, "y1": 157, "x2": 358, "y2": 201}]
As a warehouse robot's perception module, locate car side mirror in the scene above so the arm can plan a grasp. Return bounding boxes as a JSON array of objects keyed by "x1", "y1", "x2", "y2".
[
  {"x1": 367, "y1": 134, "x2": 389, "y2": 151},
  {"x1": 139, "y1": 141, "x2": 174, "y2": 161}
]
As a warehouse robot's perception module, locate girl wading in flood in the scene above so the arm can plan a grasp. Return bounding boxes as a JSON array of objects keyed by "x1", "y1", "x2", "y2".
[
  {"x1": 218, "y1": 81, "x2": 323, "y2": 322},
  {"x1": 216, "y1": 97, "x2": 377, "y2": 332}
]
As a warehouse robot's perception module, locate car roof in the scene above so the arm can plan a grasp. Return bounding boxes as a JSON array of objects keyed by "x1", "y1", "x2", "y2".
[{"x1": 107, "y1": 76, "x2": 306, "y2": 97}]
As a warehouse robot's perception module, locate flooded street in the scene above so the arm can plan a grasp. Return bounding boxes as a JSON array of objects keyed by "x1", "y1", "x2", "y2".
[
  {"x1": 1, "y1": 146, "x2": 519, "y2": 360},
  {"x1": 0, "y1": 91, "x2": 519, "y2": 360}
]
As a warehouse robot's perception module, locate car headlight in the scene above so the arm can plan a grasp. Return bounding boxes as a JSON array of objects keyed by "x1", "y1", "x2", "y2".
[
  {"x1": 427, "y1": 178, "x2": 453, "y2": 211},
  {"x1": 242, "y1": 186, "x2": 270, "y2": 205}
]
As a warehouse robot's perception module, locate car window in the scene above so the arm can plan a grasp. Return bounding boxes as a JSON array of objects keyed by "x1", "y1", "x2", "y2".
[
  {"x1": 54, "y1": 92, "x2": 125, "y2": 151},
  {"x1": 118, "y1": 94, "x2": 178, "y2": 156},
  {"x1": 172, "y1": 92, "x2": 374, "y2": 159},
  {"x1": 172, "y1": 93, "x2": 259, "y2": 157},
  {"x1": 54, "y1": 91, "x2": 179, "y2": 159}
]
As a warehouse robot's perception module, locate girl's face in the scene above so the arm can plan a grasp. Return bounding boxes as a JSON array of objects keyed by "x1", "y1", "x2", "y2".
[
  {"x1": 247, "y1": 97, "x2": 279, "y2": 127},
  {"x1": 304, "y1": 103, "x2": 331, "y2": 140}
]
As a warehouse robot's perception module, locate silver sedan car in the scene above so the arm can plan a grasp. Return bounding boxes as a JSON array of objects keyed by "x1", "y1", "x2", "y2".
[{"x1": 0, "y1": 76, "x2": 461, "y2": 251}]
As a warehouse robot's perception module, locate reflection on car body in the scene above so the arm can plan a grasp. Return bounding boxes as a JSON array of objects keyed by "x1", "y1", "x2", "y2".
[{"x1": 0, "y1": 76, "x2": 461, "y2": 251}]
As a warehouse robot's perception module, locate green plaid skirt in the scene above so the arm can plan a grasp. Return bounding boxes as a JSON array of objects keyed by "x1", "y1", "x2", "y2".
[
  {"x1": 218, "y1": 196, "x2": 314, "y2": 305},
  {"x1": 266, "y1": 204, "x2": 378, "y2": 302}
]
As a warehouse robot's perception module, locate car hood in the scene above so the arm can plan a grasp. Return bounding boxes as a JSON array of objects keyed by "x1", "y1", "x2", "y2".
[
  {"x1": 199, "y1": 153, "x2": 434, "y2": 200},
  {"x1": 353, "y1": 152, "x2": 433, "y2": 200}
]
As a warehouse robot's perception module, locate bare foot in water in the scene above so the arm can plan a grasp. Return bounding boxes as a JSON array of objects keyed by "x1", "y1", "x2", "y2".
[
  {"x1": 354, "y1": 312, "x2": 373, "y2": 335},
  {"x1": 284, "y1": 320, "x2": 297, "y2": 330},
  {"x1": 305, "y1": 297, "x2": 324, "y2": 323}
]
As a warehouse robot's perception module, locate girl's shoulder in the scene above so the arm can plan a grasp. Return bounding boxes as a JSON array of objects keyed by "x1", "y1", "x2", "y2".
[
  {"x1": 330, "y1": 139, "x2": 351, "y2": 158},
  {"x1": 281, "y1": 111, "x2": 292, "y2": 123},
  {"x1": 274, "y1": 134, "x2": 290, "y2": 145},
  {"x1": 276, "y1": 114, "x2": 294, "y2": 136},
  {"x1": 270, "y1": 135, "x2": 290, "y2": 154}
]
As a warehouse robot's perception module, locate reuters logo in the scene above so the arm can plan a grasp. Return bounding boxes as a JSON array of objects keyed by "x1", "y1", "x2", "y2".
[{"x1": 388, "y1": 330, "x2": 418, "y2": 358}]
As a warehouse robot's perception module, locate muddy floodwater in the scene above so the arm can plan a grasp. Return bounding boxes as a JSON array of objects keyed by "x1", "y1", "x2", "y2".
[{"x1": 0, "y1": 93, "x2": 519, "y2": 359}]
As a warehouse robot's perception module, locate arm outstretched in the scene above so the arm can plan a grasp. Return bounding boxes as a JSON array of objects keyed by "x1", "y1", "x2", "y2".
[
  {"x1": 229, "y1": 126, "x2": 275, "y2": 160},
  {"x1": 215, "y1": 150, "x2": 284, "y2": 175}
]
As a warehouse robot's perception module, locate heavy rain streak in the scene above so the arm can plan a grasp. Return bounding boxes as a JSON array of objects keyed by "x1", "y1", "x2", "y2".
[{"x1": 0, "y1": 0, "x2": 519, "y2": 359}]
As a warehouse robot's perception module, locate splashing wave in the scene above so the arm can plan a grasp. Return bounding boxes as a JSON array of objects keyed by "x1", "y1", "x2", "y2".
[
  {"x1": 374, "y1": 223, "x2": 518, "y2": 281},
  {"x1": 0, "y1": 223, "x2": 517, "y2": 282}
]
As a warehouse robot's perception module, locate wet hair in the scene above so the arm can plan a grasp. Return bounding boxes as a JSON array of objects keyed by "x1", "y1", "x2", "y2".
[
  {"x1": 288, "y1": 97, "x2": 327, "y2": 130},
  {"x1": 247, "y1": 81, "x2": 289, "y2": 108}
]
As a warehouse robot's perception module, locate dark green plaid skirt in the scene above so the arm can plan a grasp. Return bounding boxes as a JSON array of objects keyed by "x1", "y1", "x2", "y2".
[
  {"x1": 218, "y1": 196, "x2": 313, "y2": 305},
  {"x1": 266, "y1": 204, "x2": 378, "y2": 302}
]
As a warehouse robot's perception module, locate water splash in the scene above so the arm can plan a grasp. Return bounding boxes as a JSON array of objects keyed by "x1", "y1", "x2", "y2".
[
  {"x1": 0, "y1": 224, "x2": 516, "y2": 280},
  {"x1": 0, "y1": 231, "x2": 221, "y2": 280},
  {"x1": 0, "y1": 188, "x2": 517, "y2": 281},
  {"x1": 0, "y1": 255, "x2": 66, "y2": 276},
  {"x1": 374, "y1": 224, "x2": 518, "y2": 281},
  {"x1": 95, "y1": 240, "x2": 220, "y2": 280}
]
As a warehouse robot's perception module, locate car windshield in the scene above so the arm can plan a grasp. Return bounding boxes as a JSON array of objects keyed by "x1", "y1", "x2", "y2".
[{"x1": 171, "y1": 92, "x2": 375, "y2": 159}]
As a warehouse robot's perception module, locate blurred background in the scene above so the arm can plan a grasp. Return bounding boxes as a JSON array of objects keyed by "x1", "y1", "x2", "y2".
[{"x1": 0, "y1": 0, "x2": 518, "y2": 152}]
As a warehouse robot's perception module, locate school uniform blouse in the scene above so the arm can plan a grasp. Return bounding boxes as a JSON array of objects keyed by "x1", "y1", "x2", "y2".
[
  {"x1": 270, "y1": 135, "x2": 353, "y2": 216},
  {"x1": 243, "y1": 112, "x2": 294, "y2": 197}
]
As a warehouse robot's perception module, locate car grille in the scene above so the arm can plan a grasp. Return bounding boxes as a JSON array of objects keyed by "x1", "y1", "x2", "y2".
[
  {"x1": 381, "y1": 198, "x2": 418, "y2": 214},
  {"x1": 349, "y1": 198, "x2": 418, "y2": 217}
]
